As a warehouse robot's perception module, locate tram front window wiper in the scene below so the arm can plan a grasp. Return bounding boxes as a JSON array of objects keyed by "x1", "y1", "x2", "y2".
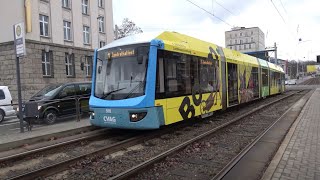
[
  {"x1": 101, "y1": 88, "x2": 126, "y2": 99},
  {"x1": 124, "y1": 81, "x2": 145, "y2": 99}
]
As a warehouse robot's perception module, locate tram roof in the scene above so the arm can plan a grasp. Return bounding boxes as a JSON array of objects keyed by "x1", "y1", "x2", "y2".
[
  {"x1": 268, "y1": 62, "x2": 285, "y2": 73},
  {"x1": 98, "y1": 32, "x2": 162, "y2": 51},
  {"x1": 98, "y1": 31, "x2": 283, "y2": 72}
]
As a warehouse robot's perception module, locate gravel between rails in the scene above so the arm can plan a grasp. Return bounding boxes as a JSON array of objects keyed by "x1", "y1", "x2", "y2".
[
  {"x1": 44, "y1": 90, "x2": 305, "y2": 180},
  {"x1": 0, "y1": 130, "x2": 139, "y2": 179}
]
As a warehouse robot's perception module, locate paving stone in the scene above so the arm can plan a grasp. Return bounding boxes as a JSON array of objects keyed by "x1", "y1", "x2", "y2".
[{"x1": 270, "y1": 89, "x2": 320, "y2": 180}]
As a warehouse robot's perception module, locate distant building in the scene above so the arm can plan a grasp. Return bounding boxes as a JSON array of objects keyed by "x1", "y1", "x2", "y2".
[
  {"x1": 225, "y1": 27, "x2": 265, "y2": 53},
  {"x1": 0, "y1": 0, "x2": 114, "y2": 101}
]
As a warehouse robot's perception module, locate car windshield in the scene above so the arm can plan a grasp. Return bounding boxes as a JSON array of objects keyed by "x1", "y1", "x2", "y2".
[
  {"x1": 94, "y1": 44, "x2": 149, "y2": 100},
  {"x1": 32, "y1": 84, "x2": 63, "y2": 98}
]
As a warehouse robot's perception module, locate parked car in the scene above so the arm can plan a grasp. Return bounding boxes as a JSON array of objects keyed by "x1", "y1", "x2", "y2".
[
  {"x1": 287, "y1": 79, "x2": 297, "y2": 85},
  {"x1": 18, "y1": 82, "x2": 92, "y2": 124},
  {"x1": 0, "y1": 86, "x2": 16, "y2": 122}
]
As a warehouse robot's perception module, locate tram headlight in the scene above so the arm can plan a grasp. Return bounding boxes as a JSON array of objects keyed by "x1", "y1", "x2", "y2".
[
  {"x1": 129, "y1": 112, "x2": 147, "y2": 122},
  {"x1": 89, "y1": 111, "x2": 95, "y2": 119}
]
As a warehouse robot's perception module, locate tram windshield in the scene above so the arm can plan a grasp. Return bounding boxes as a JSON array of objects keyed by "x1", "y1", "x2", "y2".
[{"x1": 94, "y1": 44, "x2": 149, "y2": 100}]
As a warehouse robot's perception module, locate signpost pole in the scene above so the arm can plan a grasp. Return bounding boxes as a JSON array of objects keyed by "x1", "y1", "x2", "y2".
[
  {"x1": 13, "y1": 22, "x2": 26, "y2": 133},
  {"x1": 15, "y1": 56, "x2": 24, "y2": 133}
]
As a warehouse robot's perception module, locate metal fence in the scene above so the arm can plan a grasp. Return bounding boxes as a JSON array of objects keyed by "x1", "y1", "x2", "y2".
[{"x1": 0, "y1": 96, "x2": 90, "y2": 123}]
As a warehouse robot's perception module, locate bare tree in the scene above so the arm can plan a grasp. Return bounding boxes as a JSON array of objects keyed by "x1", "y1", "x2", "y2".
[{"x1": 115, "y1": 18, "x2": 143, "y2": 40}]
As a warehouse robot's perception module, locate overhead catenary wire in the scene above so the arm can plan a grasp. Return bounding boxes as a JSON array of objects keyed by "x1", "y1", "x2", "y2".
[
  {"x1": 214, "y1": 0, "x2": 238, "y2": 17},
  {"x1": 185, "y1": 0, "x2": 233, "y2": 27},
  {"x1": 270, "y1": 0, "x2": 297, "y2": 44},
  {"x1": 278, "y1": 0, "x2": 287, "y2": 14},
  {"x1": 270, "y1": 0, "x2": 286, "y2": 24}
]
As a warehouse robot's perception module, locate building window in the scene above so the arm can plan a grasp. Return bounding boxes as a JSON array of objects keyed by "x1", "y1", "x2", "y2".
[
  {"x1": 244, "y1": 44, "x2": 247, "y2": 50},
  {"x1": 98, "y1": 0, "x2": 103, "y2": 7},
  {"x1": 99, "y1": 41, "x2": 105, "y2": 48},
  {"x1": 82, "y1": 0, "x2": 88, "y2": 14},
  {"x1": 85, "y1": 56, "x2": 93, "y2": 77},
  {"x1": 240, "y1": 40, "x2": 243, "y2": 44},
  {"x1": 240, "y1": 32, "x2": 242, "y2": 36},
  {"x1": 251, "y1": 31, "x2": 253, "y2": 35},
  {"x1": 249, "y1": 44, "x2": 252, "y2": 49},
  {"x1": 63, "y1": 21, "x2": 72, "y2": 41},
  {"x1": 65, "y1": 53, "x2": 75, "y2": 77},
  {"x1": 39, "y1": 15, "x2": 49, "y2": 37},
  {"x1": 42, "y1": 50, "x2": 53, "y2": 77},
  {"x1": 251, "y1": 37, "x2": 254, "y2": 42},
  {"x1": 98, "y1": 16, "x2": 104, "y2": 33},
  {"x1": 229, "y1": 39, "x2": 232, "y2": 45},
  {"x1": 83, "y1": 26, "x2": 90, "y2": 44},
  {"x1": 235, "y1": 39, "x2": 237, "y2": 44},
  {"x1": 229, "y1": 34, "x2": 232, "y2": 38},
  {"x1": 62, "y1": 0, "x2": 70, "y2": 8}
]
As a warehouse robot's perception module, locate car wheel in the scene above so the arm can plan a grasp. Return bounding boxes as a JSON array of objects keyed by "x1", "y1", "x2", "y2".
[
  {"x1": 43, "y1": 110, "x2": 58, "y2": 125},
  {"x1": 0, "y1": 110, "x2": 4, "y2": 123}
]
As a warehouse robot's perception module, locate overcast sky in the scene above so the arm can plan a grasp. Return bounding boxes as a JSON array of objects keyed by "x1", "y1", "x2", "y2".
[{"x1": 113, "y1": 0, "x2": 320, "y2": 62}]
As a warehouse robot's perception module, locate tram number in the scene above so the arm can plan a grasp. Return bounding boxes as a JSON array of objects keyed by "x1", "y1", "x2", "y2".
[{"x1": 104, "y1": 116, "x2": 116, "y2": 123}]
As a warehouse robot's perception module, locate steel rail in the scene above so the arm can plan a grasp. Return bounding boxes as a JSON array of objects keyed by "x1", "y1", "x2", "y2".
[
  {"x1": 109, "y1": 91, "x2": 303, "y2": 180},
  {"x1": 6, "y1": 124, "x2": 183, "y2": 180},
  {"x1": 212, "y1": 89, "x2": 308, "y2": 180},
  {"x1": 0, "y1": 128, "x2": 108, "y2": 162}
]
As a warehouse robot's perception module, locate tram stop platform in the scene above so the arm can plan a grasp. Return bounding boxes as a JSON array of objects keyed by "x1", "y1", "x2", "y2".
[
  {"x1": 262, "y1": 88, "x2": 320, "y2": 180},
  {"x1": 0, "y1": 117, "x2": 92, "y2": 147}
]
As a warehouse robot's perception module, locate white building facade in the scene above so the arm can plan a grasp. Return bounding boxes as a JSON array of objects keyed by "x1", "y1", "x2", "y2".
[
  {"x1": 225, "y1": 27, "x2": 265, "y2": 53},
  {"x1": 0, "y1": 0, "x2": 114, "y2": 101}
]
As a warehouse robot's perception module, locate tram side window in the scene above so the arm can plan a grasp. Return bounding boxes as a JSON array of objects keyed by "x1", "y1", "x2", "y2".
[
  {"x1": 200, "y1": 58, "x2": 217, "y2": 93},
  {"x1": 270, "y1": 71, "x2": 275, "y2": 86},
  {"x1": 191, "y1": 56, "x2": 199, "y2": 86},
  {"x1": 156, "y1": 50, "x2": 165, "y2": 99},
  {"x1": 262, "y1": 68, "x2": 268, "y2": 86},
  {"x1": 275, "y1": 72, "x2": 280, "y2": 86},
  {"x1": 164, "y1": 51, "x2": 191, "y2": 97},
  {"x1": 251, "y1": 67, "x2": 259, "y2": 97}
]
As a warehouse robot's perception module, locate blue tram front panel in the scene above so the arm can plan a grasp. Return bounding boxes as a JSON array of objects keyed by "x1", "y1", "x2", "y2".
[{"x1": 90, "y1": 106, "x2": 164, "y2": 129}]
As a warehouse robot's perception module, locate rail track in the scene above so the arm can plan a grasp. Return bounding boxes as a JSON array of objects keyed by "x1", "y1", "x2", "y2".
[
  {"x1": 1, "y1": 90, "x2": 307, "y2": 180},
  {"x1": 108, "y1": 90, "x2": 309, "y2": 180},
  {"x1": 298, "y1": 77, "x2": 320, "y2": 85}
]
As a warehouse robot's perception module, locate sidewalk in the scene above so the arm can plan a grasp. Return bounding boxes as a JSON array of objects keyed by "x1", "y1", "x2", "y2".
[{"x1": 262, "y1": 88, "x2": 320, "y2": 180}]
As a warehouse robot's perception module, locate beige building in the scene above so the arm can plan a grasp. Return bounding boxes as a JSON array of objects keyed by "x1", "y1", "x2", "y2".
[
  {"x1": 225, "y1": 27, "x2": 265, "y2": 53},
  {"x1": 0, "y1": 0, "x2": 114, "y2": 101}
]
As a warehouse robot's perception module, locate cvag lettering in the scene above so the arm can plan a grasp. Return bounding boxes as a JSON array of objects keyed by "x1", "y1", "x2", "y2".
[{"x1": 103, "y1": 116, "x2": 116, "y2": 123}]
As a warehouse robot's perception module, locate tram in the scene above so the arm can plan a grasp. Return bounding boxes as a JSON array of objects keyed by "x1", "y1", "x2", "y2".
[{"x1": 89, "y1": 31, "x2": 285, "y2": 129}]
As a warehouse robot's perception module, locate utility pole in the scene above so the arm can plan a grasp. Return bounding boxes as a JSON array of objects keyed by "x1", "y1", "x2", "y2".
[
  {"x1": 296, "y1": 60, "x2": 299, "y2": 78},
  {"x1": 274, "y1": 42, "x2": 277, "y2": 65}
]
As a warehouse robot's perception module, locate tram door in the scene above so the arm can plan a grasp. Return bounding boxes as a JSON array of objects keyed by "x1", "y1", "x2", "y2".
[{"x1": 227, "y1": 63, "x2": 238, "y2": 106}]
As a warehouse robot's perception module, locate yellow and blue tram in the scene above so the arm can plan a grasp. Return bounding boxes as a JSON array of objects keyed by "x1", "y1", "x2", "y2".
[{"x1": 89, "y1": 31, "x2": 285, "y2": 129}]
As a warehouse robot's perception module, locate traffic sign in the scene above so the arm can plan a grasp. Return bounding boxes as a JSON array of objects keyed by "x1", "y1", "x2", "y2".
[{"x1": 13, "y1": 22, "x2": 26, "y2": 57}]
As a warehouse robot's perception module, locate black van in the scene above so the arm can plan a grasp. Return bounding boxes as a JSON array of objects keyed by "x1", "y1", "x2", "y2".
[{"x1": 22, "y1": 82, "x2": 91, "y2": 124}]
